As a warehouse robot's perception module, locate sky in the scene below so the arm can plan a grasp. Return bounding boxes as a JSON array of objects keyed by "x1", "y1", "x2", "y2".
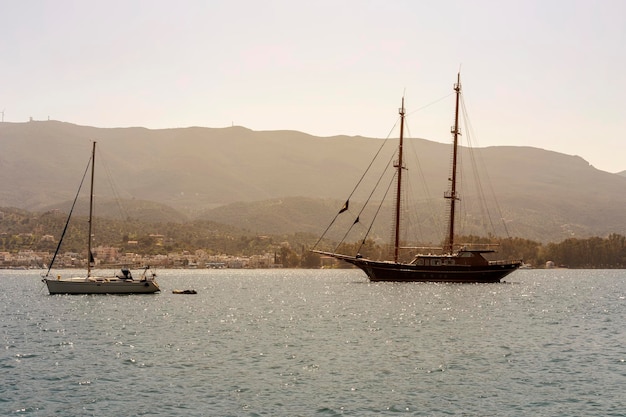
[{"x1": 1, "y1": 0, "x2": 625, "y2": 173}]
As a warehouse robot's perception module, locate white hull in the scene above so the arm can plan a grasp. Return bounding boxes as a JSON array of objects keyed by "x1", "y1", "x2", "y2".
[
  {"x1": 43, "y1": 277, "x2": 160, "y2": 294},
  {"x1": 42, "y1": 143, "x2": 161, "y2": 295}
]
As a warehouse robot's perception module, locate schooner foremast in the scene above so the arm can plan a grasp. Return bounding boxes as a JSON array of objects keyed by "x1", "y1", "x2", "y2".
[{"x1": 392, "y1": 98, "x2": 406, "y2": 262}]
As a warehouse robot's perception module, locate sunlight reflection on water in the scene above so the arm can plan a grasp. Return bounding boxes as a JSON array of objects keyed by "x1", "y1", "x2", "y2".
[{"x1": 1, "y1": 269, "x2": 625, "y2": 416}]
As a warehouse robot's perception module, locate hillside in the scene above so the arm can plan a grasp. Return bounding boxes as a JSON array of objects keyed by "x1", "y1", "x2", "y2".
[
  {"x1": 0, "y1": 121, "x2": 380, "y2": 213},
  {"x1": 1, "y1": 120, "x2": 626, "y2": 243}
]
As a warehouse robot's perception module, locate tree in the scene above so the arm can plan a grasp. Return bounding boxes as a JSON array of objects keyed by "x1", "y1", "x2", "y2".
[
  {"x1": 301, "y1": 250, "x2": 321, "y2": 268},
  {"x1": 279, "y1": 246, "x2": 300, "y2": 268}
]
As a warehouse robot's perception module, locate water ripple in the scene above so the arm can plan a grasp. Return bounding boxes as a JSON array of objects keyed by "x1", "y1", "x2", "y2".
[{"x1": 1, "y1": 269, "x2": 625, "y2": 415}]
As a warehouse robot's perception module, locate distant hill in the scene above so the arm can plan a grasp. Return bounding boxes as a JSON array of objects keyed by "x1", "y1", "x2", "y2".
[
  {"x1": 38, "y1": 198, "x2": 188, "y2": 224},
  {"x1": 1, "y1": 120, "x2": 626, "y2": 243},
  {"x1": 0, "y1": 121, "x2": 381, "y2": 213}
]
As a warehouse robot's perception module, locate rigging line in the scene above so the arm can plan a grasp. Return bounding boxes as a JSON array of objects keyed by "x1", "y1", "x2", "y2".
[
  {"x1": 461, "y1": 97, "x2": 511, "y2": 238},
  {"x1": 97, "y1": 146, "x2": 130, "y2": 221},
  {"x1": 461, "y1": 109, "x2": 486, "y2": 232},
  {"x1": 458, "y1": 98, "x2": 487, "y2": 237},
  {"x1": 403, "y1": 121, "x2": 445, "y2": 242},
  {"x1": 348, "y1": 117, "x2": 400, "y2": 199},
  {"x1": 313, "y1": 117, "x2": 401, "y2": 249},
  {"x1": 400, "y1": 168, "x2": 418, "y2": 244},
  {"x1": 357, "y1": 171, "x2": 397, "y2": 255},
  {"x1": 405, "y1": 92, "x2": 454, "y2": 118},
  {"x1": 401, "y1": 167, "x2": 422, "y2": 242},
  {"x1": 459, "y1": 99, "x2": 490, "y2": 235},
  {"x1": 333, "y1": 214, "x2": 361, "y2": 254},
  {"x1": 454, "y1": 135, "x2": 467, "y2": 234},
  {"x1": 43, "y1": 153, "x2": 93, "y2": 278},
  {"x1": 333, "y1": 146, "x2": 400, "y2": 253}
]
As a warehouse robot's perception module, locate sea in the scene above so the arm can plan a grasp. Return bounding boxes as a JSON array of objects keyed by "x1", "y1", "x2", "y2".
[{"x1": 1, "y1": 268, "x2": 624, "y2": 416}]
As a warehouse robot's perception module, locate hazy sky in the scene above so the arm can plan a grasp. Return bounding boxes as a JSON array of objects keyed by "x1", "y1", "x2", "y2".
[{"x1": 2, "y1": 0, "x2": 625, "y2": 173}]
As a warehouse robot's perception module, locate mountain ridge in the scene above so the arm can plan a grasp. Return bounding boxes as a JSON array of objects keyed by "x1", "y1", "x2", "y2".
[{"x1": 1, "y1": 120, "x2": 625, "y2": 243}]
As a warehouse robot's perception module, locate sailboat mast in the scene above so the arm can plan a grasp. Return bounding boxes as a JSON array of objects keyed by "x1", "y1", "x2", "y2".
[
  {"x1": 445, "y1": 73, "x2": 462, "y2": 253},
  {"x1": 393, "y1": 98, "x2": 405, "y2": 262},
  {"x1": 87, "y1": 141, "x2": 96, "y2": 277}
]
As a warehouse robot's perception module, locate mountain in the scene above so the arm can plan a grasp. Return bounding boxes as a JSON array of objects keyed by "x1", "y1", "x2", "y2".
[
  {"x1": 1, "y1": 120, "x2": 626, "y2": 242},
  {"x1": 0, "y1": 121, "x2": 381, "y2": 213}
]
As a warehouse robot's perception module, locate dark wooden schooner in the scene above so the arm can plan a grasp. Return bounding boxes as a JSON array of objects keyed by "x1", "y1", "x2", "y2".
[{"x1": 313, "y1": 74, "x2": 522, "y2": 282}]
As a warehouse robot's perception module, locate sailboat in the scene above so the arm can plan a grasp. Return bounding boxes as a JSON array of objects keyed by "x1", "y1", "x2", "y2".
[
  {"x1": 42, "y1": 142, "x2": 160, "y2": 294},
  {"x1": 313, "y1": 74, "x2": 522, "y2": 282}
]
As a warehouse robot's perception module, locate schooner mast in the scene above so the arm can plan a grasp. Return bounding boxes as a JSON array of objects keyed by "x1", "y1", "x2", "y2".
[
  {"x1": 444, "y1": 72, "x2": 462, "y2": 254},
  {"x1": 392, "y1": 98, "x2": 406, "y2": 262}
]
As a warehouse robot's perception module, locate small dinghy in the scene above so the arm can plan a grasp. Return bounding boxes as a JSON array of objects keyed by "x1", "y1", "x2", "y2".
[{"x1": 172, "y1": 289, "x2": 197, "y2": 294}]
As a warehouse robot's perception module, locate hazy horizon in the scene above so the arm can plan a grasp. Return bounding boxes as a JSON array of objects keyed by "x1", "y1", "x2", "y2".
[{"x1": 1, "y1": 0, "x2": 625, "y2": 173}]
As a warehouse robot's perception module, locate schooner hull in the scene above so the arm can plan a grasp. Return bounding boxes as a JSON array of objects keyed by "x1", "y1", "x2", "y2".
[
  {"x1": 44, "y1": 279, "x2": 160, "y2": 295},
  {"x1": 348, "y1": 259, "x2": 520, "y2": 283},
  {"x1": 315, "y1": 251, "x2": 521, "y2": 283}
]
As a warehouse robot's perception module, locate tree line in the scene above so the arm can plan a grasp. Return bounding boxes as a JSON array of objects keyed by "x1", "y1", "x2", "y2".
[
  {"x1": 1, "y1": 207, "x2": 625, "y2": 268},
  {"x1": 312, "y1": 234, "x2": 626, "y2": 269}
]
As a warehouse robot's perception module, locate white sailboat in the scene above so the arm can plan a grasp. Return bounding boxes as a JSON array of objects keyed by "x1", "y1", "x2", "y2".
[{"x1": 42, "y1": 142, "x2": 160, "y2": 294}]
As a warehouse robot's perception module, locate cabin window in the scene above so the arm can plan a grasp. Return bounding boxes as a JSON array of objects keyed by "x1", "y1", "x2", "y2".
[
  {"x1": 443, "y1": 259, "x2": 455, "y2": 265},
  {"x1": 432, "y1": 259, "x2": 442, "y2": 266},
  {"x1": 413, "y1": 258, "x2": 424, "y2": 265}
]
